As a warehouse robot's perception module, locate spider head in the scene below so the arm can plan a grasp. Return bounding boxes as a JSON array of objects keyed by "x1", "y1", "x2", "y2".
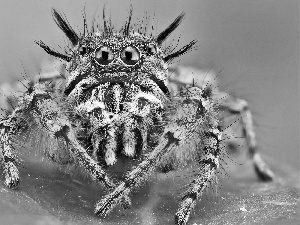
[
  {"x1": 64, "y1": 31, "x2": 170, "y2": 96},
  {"x1": 36, "y1": 8, "x2": 197, "y2": 112}
]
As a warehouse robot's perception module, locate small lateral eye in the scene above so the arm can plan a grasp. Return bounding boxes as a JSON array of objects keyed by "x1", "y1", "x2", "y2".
[
  {"x1": 94, "y1": 46, "x2": 113, "y2": 65},
  {"x1": 121, "y1": 46, "x2": 140, "y2": 65},
  {"x1": 147, "y1": 43, "x2": 157, "y2": 54},
  {"x1": 78, "y1": 45, "x2": 87, "y2": 56}
]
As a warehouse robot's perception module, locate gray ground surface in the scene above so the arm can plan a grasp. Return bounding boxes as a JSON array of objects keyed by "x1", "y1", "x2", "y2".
[{"x1": 0, "y1": 149, "x2": 299, "y2": 225}]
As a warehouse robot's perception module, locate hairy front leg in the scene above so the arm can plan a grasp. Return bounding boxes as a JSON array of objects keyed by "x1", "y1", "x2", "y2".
[
  {"x1": 0, "y1": 84, "x2": 116, "y2": 190},
  {"x1": 0, "y1": 115, "x2": 22, "y2": 188},
  {"x1": 94, "y1": 131, "x2": 179, "y2": 216},
  {"x1": 0, "y1": 134, "x2": 19, "y2": 189},
  {"x1": 0, "y1": 105, "x2": 32, "y2": 189},
  {"x1": 175, "y1": 129, "x2": 221, "y2": 224},
  {"x1": 94, "y1": 87, "x2": 218, "y2": 223}
]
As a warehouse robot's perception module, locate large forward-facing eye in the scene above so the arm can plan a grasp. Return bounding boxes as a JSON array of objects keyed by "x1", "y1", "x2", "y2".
[
  {"x1": 94, "y1": 46, "x2": 113, "y2": 65},
  {"x1": 121, "y1": 46, "x2": 140, "y2": 65}
]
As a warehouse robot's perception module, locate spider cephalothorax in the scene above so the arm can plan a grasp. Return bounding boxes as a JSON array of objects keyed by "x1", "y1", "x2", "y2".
[{"x1": 0, "y1": 8, "x2": 274, "y2": 225}]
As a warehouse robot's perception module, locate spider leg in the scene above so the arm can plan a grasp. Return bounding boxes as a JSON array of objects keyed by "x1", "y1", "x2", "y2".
[
  {"x1": 94, "y1": 131, "x2": 179, "y2": 216},
  {"x1": 0, "y1": 140, "x2": 20, "y2": 189},
  {"x1": 0, "y1": 83, "x2": 117, "y2": 191},
  {"x1": 175, "y1": 128, "x2": 221, "y2": 224},
  {"x1": 218, "y1": 93, "x2": 274, "y2": 181},
  {"x1": 0, "y1": 110, "x2": 24, "y2": 189},
  {"x1": 94, "y1": 87, "x2": 218, "y2": 223}
]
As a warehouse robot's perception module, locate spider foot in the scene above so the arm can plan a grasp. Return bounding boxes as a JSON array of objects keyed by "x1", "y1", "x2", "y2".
[
  {"x1": 175, "y1": 197, "x2": 195, "y2": 225},
  {"x1": 253, "y1": 153, "x2": 275, "y2": 181},
  {"x1": 3, "y1": 161, "x2": 20, "y2": 189},
  {"x1": 95, "y1": 183, "x2": 131, "y2": 217},
  {"x1": 119, "y1": 194, "x2": 132, "y2": 209}
]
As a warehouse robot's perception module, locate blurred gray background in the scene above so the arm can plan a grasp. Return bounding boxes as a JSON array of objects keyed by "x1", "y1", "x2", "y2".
[{"x1": 0, "y1": 0, "x2": 298, "y2": 169}]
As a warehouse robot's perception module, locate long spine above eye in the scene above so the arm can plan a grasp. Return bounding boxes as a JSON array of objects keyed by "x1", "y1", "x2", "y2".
[
  {"x1": 35, "y1": 40, "x2": 72, "y2": 62},
  {"x1": 123, "y1": 7, "x2": 133, "y2": 36},
  {"x1": 155, "y1": 12, "x2": 185, "y2": 46},
  {"x1": 163, "y1": 40, "x2": 197, "y2": 63},
  {"x1": 52, "y1": 8, "x2": 79, "y2": 46},
  {"x1": 155, "y1": 12, "x2": 197, "y2": 63},
  {"x1": 36, "y1": 8, "x2": 78, "y2": 61}
]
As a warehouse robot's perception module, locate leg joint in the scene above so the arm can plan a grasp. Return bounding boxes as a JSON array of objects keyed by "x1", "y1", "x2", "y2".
[
  {"x1": 3, "y1": 155, "x2": 15, "y2": 163},
  {"x1": 200, "y1": 157, "x2": 219, "y2": 169}
]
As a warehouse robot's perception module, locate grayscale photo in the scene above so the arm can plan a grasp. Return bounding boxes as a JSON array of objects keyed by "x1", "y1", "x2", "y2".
[{"x1": 0, "y1": 0, "x2": 299, "y2": 224}]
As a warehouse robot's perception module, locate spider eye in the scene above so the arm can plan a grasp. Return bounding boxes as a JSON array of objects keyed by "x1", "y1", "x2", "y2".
[
  {"x1": 78, "y1": 45, "x2": 87, "y2": 56},
  {"x1": 121, "y1": 46, "x2": 140, "y2": 65},
  {"x1": 147, "y1": 44, "x2": 157, "y2": 54},
  {"x1": 94, "y1": 46, "x2": 114, "y2": 65}
]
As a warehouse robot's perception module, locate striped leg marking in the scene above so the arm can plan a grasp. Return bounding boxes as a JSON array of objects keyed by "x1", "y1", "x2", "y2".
[
  {"x1": 219, "y1": 94, "x2": 274, "y2": 181},
  {"x1": 175, "y1": 129, "x2": 221, "y2": 225}
]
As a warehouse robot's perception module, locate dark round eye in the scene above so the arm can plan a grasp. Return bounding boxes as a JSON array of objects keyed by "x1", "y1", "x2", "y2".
[
  {"x1": 121, "y1": 46, "x2": 140, "y2": 65},
  {"x1": 94, "y1": 46, "x2": 113, "y2": 65},
  {"x1": 78, "y1": 45, "x2": 87, "y2": 56},
  {"x1": 147, "y1": 44, "x2": 157, "y2": 54}
]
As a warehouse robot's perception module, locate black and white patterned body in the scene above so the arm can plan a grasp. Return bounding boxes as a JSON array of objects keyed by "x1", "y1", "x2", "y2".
[
  {"x1": 66, "y1": 30, "x2": 170, "y2": 166},
  {"x1": 0, "y1": 9, "x2": 274, "y2": 225}
]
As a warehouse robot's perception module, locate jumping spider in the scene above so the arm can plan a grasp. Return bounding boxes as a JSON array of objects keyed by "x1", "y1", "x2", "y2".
[{"x1": 0, "y1": 8, "x2": 274, "y2": 224}]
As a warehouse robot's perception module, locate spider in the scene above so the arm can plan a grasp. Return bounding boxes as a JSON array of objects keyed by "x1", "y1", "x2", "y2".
[{"x1": 0, "y1": 8, "x2": 275, "y2": 225}]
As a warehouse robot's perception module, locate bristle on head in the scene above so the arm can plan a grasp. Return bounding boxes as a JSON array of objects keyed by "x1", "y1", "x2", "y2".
[
  {"x1": 156, "y1": 12, "x2": 185, "y2": 45},
  {"x1": 163, "y1": 40, "x2": 197, "y2": 63},
  {"x1": 52, "y1": 8, "x2": 79, "y2": 46},
  {"x1": 35, "y1": 40, "x2": 71, "y2": 62},
  {"x1": 102, "y1": 5, "x2": 113, "y2": 35},
  {"x1": 103, "y1": 6, "x2": 108, "y2": 34},
  {"x1": 123, "y1": 7, "x2": 133, "y2": 36}
]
